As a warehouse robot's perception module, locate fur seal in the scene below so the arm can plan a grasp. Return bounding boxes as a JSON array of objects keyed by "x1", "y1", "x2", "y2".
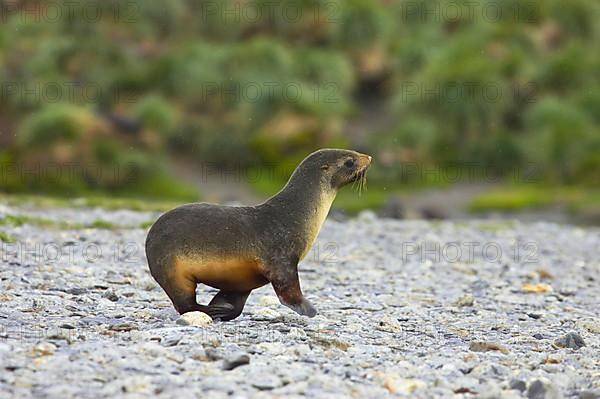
[{"x1": 145, "y1": 149, "x2": 372, "y2": 321}]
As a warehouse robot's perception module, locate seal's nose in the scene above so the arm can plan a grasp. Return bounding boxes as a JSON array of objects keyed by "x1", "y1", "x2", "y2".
[{"x1": 357, "y1": 153, "x2": 372, "y2": 169}]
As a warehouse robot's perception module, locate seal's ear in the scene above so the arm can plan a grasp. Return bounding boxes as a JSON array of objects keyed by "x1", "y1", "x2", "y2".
[{"x1": 320, "y1": 164, "x2": 329, "y2": 170}]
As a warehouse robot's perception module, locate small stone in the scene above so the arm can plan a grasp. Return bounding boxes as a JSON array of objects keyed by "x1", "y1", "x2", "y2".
[
  {"x1": 579, "y1": 390, "x2": 600, "y2": 399},
  {"x1": 292, "y1": 343, "x2": 311, "y2": 356},
  {"x1": 176, "y1": 311, "x2": 214, "y2": 327},
  {"x1": 522, "y1": 283, "x2": 552, "y2": 294},
  {"x1": 161, "y1": 335, "x2": 182, "y2": 347},
  {"x1": 509, "y1": 379, "x2": 527, "y2": 392},
  {"x1": 190, "y1": 347, "x2": 209, "y2": 361},
  {"x1": 102, "y1": 289, "x2": 119, "y2": 302},
  {"x1": 109, "y1": 322, "x2": 137, "y2": 332},
  {"x1": 66, "y1": 288, "x2": 87, "y2": 295},
  {"x1": 288, "y1": 327, "x2": 308, "y2": 339},
  {"x1": 255, "y1": 342, "x2": 287, "y2": 356},
  {"x1": 383, "y1": 376, "x2": 425, "y2": 395},
  {"x1": 121, "y1": 376, "x2": 153, "y2": 393},
  {"x1": 577, "y1": 320, "x2": 600, "y2": 334},
  {"x1": 204, "y1": 348, "x2": 222, "y2": 361},
  {"x1": 33, "y1": 342, "x2": 56, "y2": 356},
  {"x1": 377, "y1": 315, "x2": 403, "y2": 333},
  {"x1": 469, "y1": 341, "x2": 509, "y2": 354},
  {"x1": 527, "y1": 380, "x2": 546, "y2": 399},
  {"x1": 258, "y1": 296, "x2": 279, "y2": 307},
  {"x1": 544, "y1": 354, "x2": 562, "y2": 364},
  {"x1": 253, "y1": 308, "x2": 281, "y2": 320},
  {"x1": 553, "y1": 332, "x2": 585, "y2": 350},
  {"x1": 454, "y1": 294, "x2": 475, "y2": 307},
  {"x1": 222, "y1": 353, "x2": 250, "y2": 370},
  {"x1": 251, "y1": 375, "x2": 282, "y2": 390},
  {"x1": 536, "y1": 269, "x2": 554, "y2": 280}
]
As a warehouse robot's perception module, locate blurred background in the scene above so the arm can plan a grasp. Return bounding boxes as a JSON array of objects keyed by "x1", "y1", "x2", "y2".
[{"x1": 0, "y1": 0, "x2": 598, "y2": 224}]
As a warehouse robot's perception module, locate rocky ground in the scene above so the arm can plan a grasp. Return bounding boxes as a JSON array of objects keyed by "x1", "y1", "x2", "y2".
[{"x1": 0, "y1": 203, "x2": 599, "y2": 398}]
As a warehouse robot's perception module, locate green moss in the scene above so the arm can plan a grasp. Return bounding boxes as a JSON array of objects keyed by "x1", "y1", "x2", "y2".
[
  {"x1": 0, "y1": 193, "x2": 182, "y2": 213},
  {"x1": 475, "y1": 221, "x2": 517, "y2": 233},
  {"x1": 0, "y1": 231, "x2": 16, "y2": 243},
  {"x1": 0, "y1": 214, "x2": 60, "y2": 228},
  {"x1": 89, "y1": 220, "x2": 117, "y2": 229},
  {"x1": 469, "y1": 187, "x2": 600, "y2": 213},
  {"x1": 0, "y1": 215, "x2": 30, "y2": 227},
  {"x1": 80, "y1": 196, "x2": 182, "y2": 212},
  {"x1": 0, "y1": 209, "x2": 162, "y2": 230},
  {"x1": 139, "y1": 220, "x2": 155, "y2": 229},
  {"x1": 469, "y1": 189, "x2": 553, "y2": 212}
]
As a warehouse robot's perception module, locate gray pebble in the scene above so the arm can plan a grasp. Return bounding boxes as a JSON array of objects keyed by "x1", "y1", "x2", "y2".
[
  {"x1": 579, "y1": 390, "x2": 600, "y2": 399},
  {"x1": 102, "y1": 289, "x2": 119, "y2": 302},
  {"x1": 1, "y1": 205, "x2": 599, "y2": 398},
  {"x1": 222, "y1": 353, "x2": 250, "y2": 371},
  {"x1": 251, "y1": 375, "x2": 282, "y2": 390},
  {"x1": 553, "y1": 332, "x2": 586, "y2": 350},
  {"x1": 509, "y1": 379, "x2": 527, "y2": 392},
  {"x1": 527, "y1": 380, "x2": 546, "y2": 399}
]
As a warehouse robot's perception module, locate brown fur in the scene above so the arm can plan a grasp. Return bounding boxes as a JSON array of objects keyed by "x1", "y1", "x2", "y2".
[{"x1": 145, "y1": 149, "x2": 371, "y2": 321}]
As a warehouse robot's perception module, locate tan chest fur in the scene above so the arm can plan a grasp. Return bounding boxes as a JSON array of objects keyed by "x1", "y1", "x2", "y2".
[
  {"x1": 299, "y1": 190, "x2": 336, "y2": 260},
  {"x1": 173, "y1": 255, "x2": 269, "y2": 292}
]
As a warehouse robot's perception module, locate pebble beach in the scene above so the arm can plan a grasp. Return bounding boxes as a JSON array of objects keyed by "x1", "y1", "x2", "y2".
[{"x1": 1, "y1": 203, "x2": 599, "y2": 398}]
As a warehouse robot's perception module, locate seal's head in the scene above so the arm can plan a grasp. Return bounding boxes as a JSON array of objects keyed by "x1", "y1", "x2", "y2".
[{"x1": 299, "y1": 148, "x2": 372, "y2": 190}]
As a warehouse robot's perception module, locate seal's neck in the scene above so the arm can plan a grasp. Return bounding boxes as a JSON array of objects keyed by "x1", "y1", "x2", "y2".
[
  {"x1": 261, "y1": 166, "x2": 337, "y2": 256},
  {"x1": 264, "y1": 166, "x2": 336, "y2": 213}
]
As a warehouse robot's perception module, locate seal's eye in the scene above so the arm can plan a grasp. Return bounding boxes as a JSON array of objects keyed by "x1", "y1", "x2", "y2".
[{"x1": 344, "y1": 159, "x2": 355, "y2": 168}]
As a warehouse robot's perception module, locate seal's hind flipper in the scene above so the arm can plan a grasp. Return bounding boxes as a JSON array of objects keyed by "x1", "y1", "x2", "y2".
[{"x1": 206, "y1": 290, "x2": 250, "y2": 321}]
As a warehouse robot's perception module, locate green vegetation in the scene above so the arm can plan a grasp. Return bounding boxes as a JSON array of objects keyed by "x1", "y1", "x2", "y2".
[
  {"x1": 0, "y1": 231, "x2": 16, "y2": 243},
  {"x1": 0, "y1": 193, "x2": 181, "y2": 212},
  {"x1": 474, "y1": 221, "x2": 517, "y2": 233},
  {"x1": 0, "y1": 0, "x2": 598, "y2": 211},
  {"x1": 89, "y1": 220, "x2": 118, "y2": 230},
  {"x1": 0, "y1": 212, "x2": 151, "y2": 230},
  {"x1": 0, "y1": 214, "x2": 34, "y2": 227},
  {"x1": 139, "y1": 220, "x2": 156, "y2": 230},
  {"x1": 0, "y1": 210, "x2": 160, "y2": 230},
  {"x1": 469, "y1": 187, "x2": 600, "y2": 213}
]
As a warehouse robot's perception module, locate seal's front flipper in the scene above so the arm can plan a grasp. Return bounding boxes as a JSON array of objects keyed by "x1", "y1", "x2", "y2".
[
  {"x1": 286, "y1": 298, "x2": 317, "y2": 318},
  {"x1": 270, "y1": 267, "x2": 317, "y2": 318},
  {"x1": 206, "y1": 290, "x2": 250, "y2": 321}
]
